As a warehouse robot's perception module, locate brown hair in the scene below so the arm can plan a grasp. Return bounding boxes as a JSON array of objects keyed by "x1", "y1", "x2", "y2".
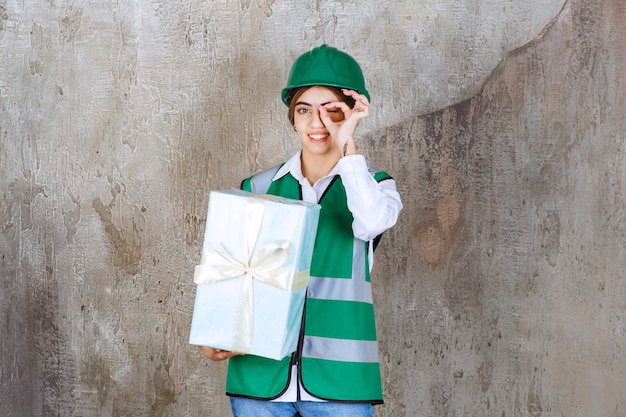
[{"x1": 286, "y1": 86, "x2": 356, "y2": 125}]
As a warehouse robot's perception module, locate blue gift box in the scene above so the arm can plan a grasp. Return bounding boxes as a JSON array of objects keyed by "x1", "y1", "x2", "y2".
[{"x1": 189, "y1": 190, "x2": 320, "y2": 360}]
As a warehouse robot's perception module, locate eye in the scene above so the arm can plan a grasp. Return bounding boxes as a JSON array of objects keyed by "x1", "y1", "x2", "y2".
[
  {"x1": 321, "y1": 103, "x2": 339, "y2": 113},
  {"x1": 296, "y1": 108, "x2": 310, "y2": 114}
]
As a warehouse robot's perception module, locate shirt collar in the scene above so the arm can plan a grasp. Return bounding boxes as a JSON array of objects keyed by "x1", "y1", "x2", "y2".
[
  {"x1": 273, "y1": 151, "x2": 341, "y2": 184},
  {"x1": 273, "y1": 151, "x2": 304, "y2": 181}
]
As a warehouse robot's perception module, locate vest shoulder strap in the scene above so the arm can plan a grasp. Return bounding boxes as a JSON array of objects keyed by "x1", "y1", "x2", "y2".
[{"x1": 240, "y1": 164, "x2": 282, "y2": 193}]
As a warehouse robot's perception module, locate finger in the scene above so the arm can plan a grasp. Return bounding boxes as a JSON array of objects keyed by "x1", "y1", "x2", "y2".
[
  {"x1": 319, "y1": 103, "x2": 350, "y2": 126},
  {"x1": 344, "y1": 102, "x2": 369, "y2": 121},
  {"x1": 199, "y1": 346, "x2": 216, "y2": 359},
  {"x1": 322, "y1": 101, "x2": 351, "y2": 113},
  {"x1": 342, "y1": 89, "x2": 370, "y2": 105},
  {"x1": 355, "y1": 104, "x2": 369, "y2": 117},
  {"x1": 350, "y1": 98, "x2": 370, "y2": 118},
  {"x1": 199, "y1": 346, "x2": 236, "y2": 361},
  {"x1": 215, "y1": 351, "x2": 234, "y2": 360}
]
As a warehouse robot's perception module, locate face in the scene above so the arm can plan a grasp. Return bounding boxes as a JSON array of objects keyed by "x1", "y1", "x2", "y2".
[{"x1": 292, "y1": 86, "x2": 345, "y2": 158}]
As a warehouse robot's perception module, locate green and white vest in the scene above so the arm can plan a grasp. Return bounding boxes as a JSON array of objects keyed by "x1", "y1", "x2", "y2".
[{"x1": 226, "y1": 165, "x2": 392, "y2": 403}]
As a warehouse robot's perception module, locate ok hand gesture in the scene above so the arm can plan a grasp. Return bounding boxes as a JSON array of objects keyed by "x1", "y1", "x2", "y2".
[{"x1": 319, "y1": 89, "x2": 370, "y2": 157}]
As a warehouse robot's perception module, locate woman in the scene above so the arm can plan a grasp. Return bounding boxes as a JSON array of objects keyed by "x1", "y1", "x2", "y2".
[{"x1": 201, "y1": 44, "x2": 403, "y2": 417}]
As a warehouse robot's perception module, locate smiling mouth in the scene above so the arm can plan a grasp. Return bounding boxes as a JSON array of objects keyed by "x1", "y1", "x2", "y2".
[{"x1": 309, "y1": 133, "x2": 329, "y2": 142}]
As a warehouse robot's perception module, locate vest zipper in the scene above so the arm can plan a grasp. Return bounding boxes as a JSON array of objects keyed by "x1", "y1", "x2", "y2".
[{"x1": 294, "y1": 297, "x2": 307, "y2": 401}]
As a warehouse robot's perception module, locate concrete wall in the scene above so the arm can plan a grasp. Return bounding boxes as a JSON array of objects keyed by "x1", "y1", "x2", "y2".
[{"x1": 1, "y1": 0, "x2": 624, "y2": 416}]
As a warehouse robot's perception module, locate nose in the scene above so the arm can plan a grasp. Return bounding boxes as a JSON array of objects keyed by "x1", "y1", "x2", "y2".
[{"x1": 311, "y1": 106, "x2": 324, "y2": 128}]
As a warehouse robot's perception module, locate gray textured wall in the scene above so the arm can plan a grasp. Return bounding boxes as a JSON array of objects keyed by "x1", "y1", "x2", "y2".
[{"x1": 1, "y1": 0, "x2": 625, "y2": 416}]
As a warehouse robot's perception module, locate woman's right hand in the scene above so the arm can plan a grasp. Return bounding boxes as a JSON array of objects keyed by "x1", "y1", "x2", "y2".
[
  {"x1": 199, "y1": 346, "x2": 240, "y2": 361},
  {"x1": 319, "y1": 89, "x2": 370, "y2": 157}
]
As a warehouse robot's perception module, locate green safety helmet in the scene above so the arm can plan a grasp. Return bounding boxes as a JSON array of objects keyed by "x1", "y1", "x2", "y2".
[{"x1": 281, "y1": 44, "x2": 370, "y2": 106}]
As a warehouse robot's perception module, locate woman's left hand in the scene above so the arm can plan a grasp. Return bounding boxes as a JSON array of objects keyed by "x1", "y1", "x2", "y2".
[
  {"x1": 199, "y1": 346, "x2": 240, "y2": 361},
  {"x1": 319, "y1": 89, "x2": 370, "y2": 157}
]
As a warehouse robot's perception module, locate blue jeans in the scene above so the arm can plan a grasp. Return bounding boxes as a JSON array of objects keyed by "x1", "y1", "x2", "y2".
[{"x1": 230, "y1": 397, "x2": 374, "y2": 417}]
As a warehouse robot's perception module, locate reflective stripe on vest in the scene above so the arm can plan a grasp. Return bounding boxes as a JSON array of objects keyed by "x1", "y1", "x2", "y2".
[
  {"x1": 302, "y1": 336, "x2": 379, "y2": 363},
  {"x1": 306, "y1": 276, "x2": 372, "y2": 304},
  {"x1": 306, "y1": 239, "x2": 370, "y2": 302},
  {"x1": 247, "y1": 165, "x2": 281, "y2": 194}
]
